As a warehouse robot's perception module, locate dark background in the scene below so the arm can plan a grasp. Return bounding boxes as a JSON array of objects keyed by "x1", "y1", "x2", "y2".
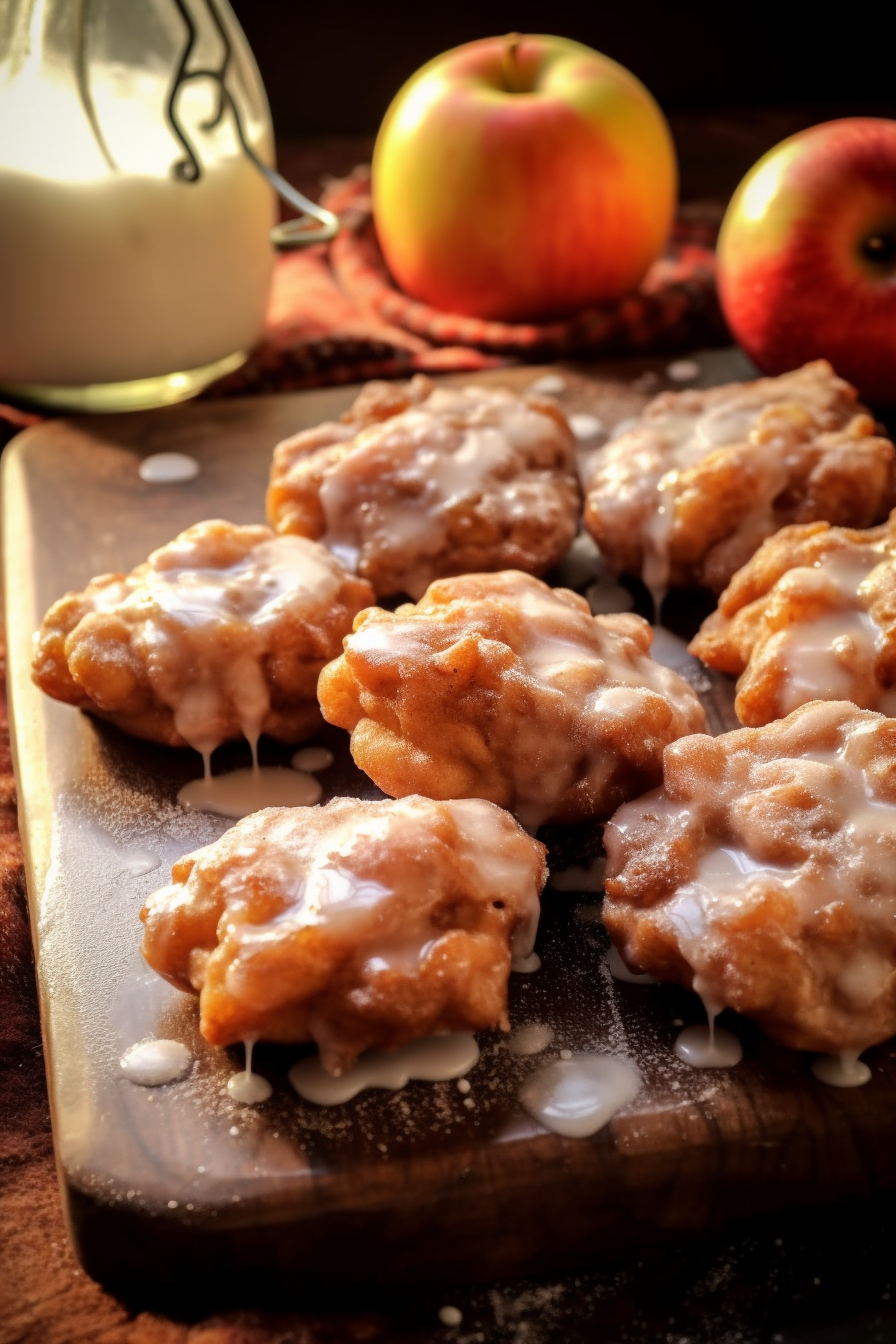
[
  {"x1": 229, "y1": 1, "x2": 896, "y2": 204},
  {"x1": 230, "y1": 1, "x2": 895, "y2": 135}
]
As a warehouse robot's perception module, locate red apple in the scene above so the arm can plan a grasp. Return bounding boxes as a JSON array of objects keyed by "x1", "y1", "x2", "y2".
[
  {"x1": 371, "y1": 34, "x2": 677, "y2": 323},
  {"x1": 717, "y1": 118, "x2": 896, "y2": 405}
]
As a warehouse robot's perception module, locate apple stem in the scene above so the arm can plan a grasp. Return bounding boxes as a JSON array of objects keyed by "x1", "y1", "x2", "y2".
[{"x1": 501, "y1": 32, "x2": 525, "y2": 93}]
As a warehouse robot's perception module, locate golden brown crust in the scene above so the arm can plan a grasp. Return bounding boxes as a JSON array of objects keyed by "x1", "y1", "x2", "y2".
[
  {"x1": 317, "y1": 570, "x2": 705, "y2": 827},
  {"x1": 690, "y1": 512, "x2": 896, "y2": 726},
  {"x1": 141, "y1": 795, "x2": 547, "y2": 1073},
  {"x1": 604, "y1": 700, "x2": 896, "y2": 1054},
  {"x1": 267, "y1": 375, "x2": 581, "y2": 598},
  {"x1": 583, "y1": 360, "x2": 896, "y2": 595},
  {"x1": 31, "y1": 519, "x2": 375, "y2": 749}
]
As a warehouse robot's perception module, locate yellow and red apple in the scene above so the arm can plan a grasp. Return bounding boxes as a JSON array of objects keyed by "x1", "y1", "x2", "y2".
[
  {"x1": 371, "y1": 34, "x2": 677, "y2": 323},
  {"x1": 717, "y1": 118, "x2": 896, "y2": 405}
]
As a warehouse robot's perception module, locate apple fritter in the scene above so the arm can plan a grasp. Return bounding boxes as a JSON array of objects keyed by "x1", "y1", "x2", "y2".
[
  {"x1": 141, "y1": 795, "x2": 547, "y2": 1074},
  {"x1": 690, "y1": 512, "x2": 896, "y2": 726},
  {"x1": 603, "y1": 700, "x2": 896, "y2": 1056},
  {"x1": 583, "y1": 360, "x2": 895, "y2": 602},
  {"x1": 317, "y1": 570, "x2": 705, "y2": 828},
  {"x1": 266, "y1": 374, "x2": 581, "y2": 598},
  {"x1": 32, "y1": 519, "x2": 374, "y2": 755}
]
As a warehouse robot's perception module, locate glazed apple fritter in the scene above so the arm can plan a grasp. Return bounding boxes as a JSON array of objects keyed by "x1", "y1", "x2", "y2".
[
  {"x1": 267, "y1": 374, "x2": 581, "y2": 598},
  {"x1": 317, "y1": 570, "x2": 705, "y2": 828},
  {"x1": 141, "y1": 795, "x2": 547, "y2": 1074},
  {"x1": 690, "y1": 512, "x2": 896, "y2": 726},
  {"x1": 583, "y1": 360, "x2": 895, "y2": 601},
  {"x1": 32, "y1": 519, "x2": 374, "y2": 755},
  {"x1": 604, "y1": 700, "x2": 896, "y2": 1056}
]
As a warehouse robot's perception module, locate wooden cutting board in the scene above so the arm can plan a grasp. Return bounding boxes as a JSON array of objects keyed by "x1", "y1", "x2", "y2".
[{"x1": 4, "y1": 353, "x2": 894, "y2": 1312}]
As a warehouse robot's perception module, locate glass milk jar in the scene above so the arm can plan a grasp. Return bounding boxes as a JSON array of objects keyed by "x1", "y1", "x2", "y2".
[{"x1": 0, "y1": 0, "x2": 277, "y2": 410}]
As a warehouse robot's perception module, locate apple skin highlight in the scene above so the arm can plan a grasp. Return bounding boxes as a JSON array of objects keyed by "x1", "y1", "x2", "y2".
[
  {"x1": 371, "y1": 34, "x2": 677, "y2": 323},
  {"x1": 718, "y1": 118, "x2": 896, "y2": 406}
]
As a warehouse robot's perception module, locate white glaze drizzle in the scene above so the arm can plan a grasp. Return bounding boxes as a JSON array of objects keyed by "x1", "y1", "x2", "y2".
[
  {"x1": 593, "y1": 396, "x2": 774, "y2": 608},
  {"x1": 226, "y1": 1039, "x2": 273, "y2": 1104},
  {"x1": 288, "y1": 1033, "x2": 479, "y2": 1105},
  {"x1": 639, "y1": 402, "x2": 762, "y2": 600},
  {"x1": 112, "y1": 530, "x2": 343, "y2": 765},
  {"x1": 178, "y1": 766, "x2": 322, "y2": 819},
  {"x1": 138, "y1": 452, "x2": 200, "y2": 484},
  {"x1": 449, "y1": 577, "x2": 699, "y2": 829},
  {"x1": 312, "y1": 384, "x2": 572, "y2": 598},
  {"x1": 345, "y1": 572, "x2": 702, "y2": 829},
  {"x1": 612, "y1": 715, "x2": 896, "y2": 1068},
  {"x1": 675, "y1": 977, "x2": 743, "y2": 1067},
  {"x1": 667, "y1": 845, "x2": 794, "y2": 939},
  {"x1": 519, "y1": 1054, "x2": 641, "y2": 1138},
  {"x1": 120, "y1": 1038, "x2": 192, "y2": 1086},
  {"x1": 156, "y1": 796, "x2": 542, "y2": 1035},
  {"x1": 511, "y1": 951, "x2": 542, "y2": 974},
  {"x1": 642, "y1": 476, "x2": 677, "y2": 614},
  {"x1": 605, "y1": 945, "x2": 657, "y2": 985},
  {"x1": 768, "y1": 552, "x2": 890, "y2": 715}
]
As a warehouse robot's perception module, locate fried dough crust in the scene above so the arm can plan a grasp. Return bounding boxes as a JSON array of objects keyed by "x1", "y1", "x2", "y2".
[
  {"x1": 318, "y1": 570, "x2": 705, "y2": 827},
  {"x1": 604, "y1": 700, "x2": 896, "y2": 1054},
  {"x1": 32, "y1": 519, "x2": 374, "y2": 749},
  {"x1": 690, "y1": 511, "x2": 896, "y2": 725},
  {"x1": 583, "y1": 361, "x2": 895, "y2": 596},
  {"x1": 267, "y1": 374, "x2": 581, "y2": 598},
  {"x1": 141, "y1": 795, "x2": 547, "y2": 1073}
]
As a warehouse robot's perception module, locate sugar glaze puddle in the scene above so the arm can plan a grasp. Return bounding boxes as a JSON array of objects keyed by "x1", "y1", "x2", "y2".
[
  {"x1": 120, "y1": 1039, "x2": 192, "y2": 1086},
  {"x1": 290, "y1": 745, "x2": 334, "y2": 773},
  {"x1": 812, "y1": 1051, "x2": 872, "y2": 1088},
  {"x1": 520, "y1": 1054, "x2": 641, "y2": 1137},
  {"x1": 674, "y1": 1024, "x2": 743, "y2": 1068},
  {"x1": 288, "y1": 1033, "x2": 480, "y2": 1106},
  {"x1": 178, "y1": 765, "x2": 322, "y2": 819},
  {"x1": 227, "y1": 1039, "x2": 273, "y2": 1104},
  {"x1": 675, "y1": 987, "x2": 743, "y2": 1068},
  {"x1": 138, "y1": 452, "x2": 200, "y2": 484}
]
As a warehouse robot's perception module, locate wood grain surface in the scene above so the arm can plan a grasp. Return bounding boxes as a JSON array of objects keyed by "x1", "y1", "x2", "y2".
[{"x1": 5, "y1": 355, "x2": 896, "y2": 1313}]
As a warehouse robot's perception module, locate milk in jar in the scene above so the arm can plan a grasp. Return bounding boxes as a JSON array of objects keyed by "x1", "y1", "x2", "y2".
[{"x1": 0, "y1": 0, "x2": 276, "y2": 409}]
